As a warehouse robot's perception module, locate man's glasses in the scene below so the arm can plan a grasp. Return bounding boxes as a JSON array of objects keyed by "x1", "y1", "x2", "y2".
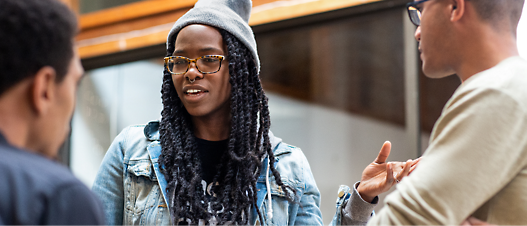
[
  {"x1": 164, "y1": 55, "x2": 225, "y2": 75},
  {"x1": 406, "y1": 0, "x2": 431, "y2": 26}
]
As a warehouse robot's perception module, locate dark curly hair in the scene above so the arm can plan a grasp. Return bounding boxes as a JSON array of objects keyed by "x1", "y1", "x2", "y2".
[
  {"x1": 159, "y1": 28, "x2": 293, "y2": 224},
  {"x1": 0, "y1": 0, "x2": 77, "y2": 96}
]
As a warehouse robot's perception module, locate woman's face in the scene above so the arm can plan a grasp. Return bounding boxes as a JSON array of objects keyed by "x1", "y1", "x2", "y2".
[{"x1": 172, "y1": 24, "x2": 231, "y2": 120}]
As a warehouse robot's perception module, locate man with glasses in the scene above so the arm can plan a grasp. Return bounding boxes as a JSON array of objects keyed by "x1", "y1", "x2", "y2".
[
  {"x1": 359, "y1": 0, "x2": 527, "y2": 225},
  {"x1": 0, "y1": 0, "x2": 105, "y2": 224}
]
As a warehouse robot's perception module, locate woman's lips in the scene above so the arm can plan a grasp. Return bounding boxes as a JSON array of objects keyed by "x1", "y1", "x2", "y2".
[
  {"x1": 183, "y1": 89, "x2": 209, "y2": 102},
  {"x1": 182, "y1": 85, "x2": 209, "y2": 102}
]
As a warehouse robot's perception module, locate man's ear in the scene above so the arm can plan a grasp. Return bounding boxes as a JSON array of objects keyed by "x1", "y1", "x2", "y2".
[
  {"x1": 450, "y1": 0, "x2": 466, "y2": 22},
  {"x1": 31, "y1": 66, "x2": 57, "y2": 115}
]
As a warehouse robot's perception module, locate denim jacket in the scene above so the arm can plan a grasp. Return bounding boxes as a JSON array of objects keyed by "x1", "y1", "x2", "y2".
[{"x1": 92, "y1": 121, "x2": 324, "y2": 225}]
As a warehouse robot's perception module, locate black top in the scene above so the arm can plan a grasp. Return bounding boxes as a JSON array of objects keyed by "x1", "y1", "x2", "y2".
[
  {"x1": 177, "y1": 137, "x2": 229, "y2": 225},
  {"x1": 195, "y1": 137, "x2": 228, "y2": 184},
  {"x1": 0, "y1": 132, "x2": 105, "y2": 225}
]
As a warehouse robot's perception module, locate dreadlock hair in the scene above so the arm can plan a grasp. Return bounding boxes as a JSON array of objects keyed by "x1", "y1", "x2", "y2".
[{"x1": 159, "y1": 28, "x2": 294, "y2": 225}]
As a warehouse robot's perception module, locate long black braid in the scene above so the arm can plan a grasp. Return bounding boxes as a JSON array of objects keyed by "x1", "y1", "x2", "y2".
[{"x1": 159, "y1": 28, "x2": 294, "y2": 225}]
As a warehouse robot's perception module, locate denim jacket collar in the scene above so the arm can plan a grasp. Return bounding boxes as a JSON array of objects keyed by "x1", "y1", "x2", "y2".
[
  {"x1": 143, "y1": 121, "x2": 160, "y2": 141},
  {"x1": 143, "y1": 121, "x2": 284, "y2": 152}
]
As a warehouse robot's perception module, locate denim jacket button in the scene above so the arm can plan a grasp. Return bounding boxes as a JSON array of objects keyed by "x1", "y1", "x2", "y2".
[{"x1": 337, "y1": 185, "x2": 349, "y2": 198}]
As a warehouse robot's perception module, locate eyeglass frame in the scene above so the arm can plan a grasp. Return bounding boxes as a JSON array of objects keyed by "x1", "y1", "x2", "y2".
[
  {"x1": 406, "y1": 0, "x2": 431, "y2": 26},
  {"x1": 164, "y1": 55, "x2": 225, "y2": 75}
]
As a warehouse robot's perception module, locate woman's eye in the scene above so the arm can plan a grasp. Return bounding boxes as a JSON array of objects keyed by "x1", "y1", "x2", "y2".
[
  {"x1": 174, "y1": 59, "x2": 187, "y2": 65},
  {"x1": 203, "y1": 57, "x2": 219, "y2": 63}
]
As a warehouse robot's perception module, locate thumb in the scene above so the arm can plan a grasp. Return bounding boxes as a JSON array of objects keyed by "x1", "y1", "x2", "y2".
[{"x1": 374, "y1": 141, "x2": 391, "y2": 164}]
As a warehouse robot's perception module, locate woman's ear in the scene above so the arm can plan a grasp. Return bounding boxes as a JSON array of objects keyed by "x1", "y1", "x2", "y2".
[{"x1": 30, "y1": 66, "x2": 57, "y2": 115}]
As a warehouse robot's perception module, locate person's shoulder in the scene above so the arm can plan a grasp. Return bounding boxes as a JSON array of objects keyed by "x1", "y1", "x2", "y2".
[
  {"x1": 0, "y1": 146, "x2": 104, "y2": 224},
  {"x1": 112, "y1": 121, "x2": 159, "y2": 160},
  {"x1": 273, "y1": 142, "x2": 309, "y2": 167},
  {"x1": 454, "y1": 57, "x2": 527, "y2": 110},
  {"x1": 466, "y1": 57, "x2": 527, "y2": 90},
  {"x1": 120, "y1": 120, "x2": 160, "y2": 141},
  {"x1": 0, "y1": 145, "x2": 90, "y2": 203},
  {"x1": 271, "y1": 141, "x2": 317, "y2": 188},
  {"x1": 116, "y1": 123, "x2": 149, "y2": 142},
  {"x1": 269, "y1": 131, "x2": 298, "y2": 157},
  {"x1": 0, "y1": 145, "x2": 76, "y2": 185},
  {"x1": 274, "y1": 142, "x2": 302, "y2": 156}
]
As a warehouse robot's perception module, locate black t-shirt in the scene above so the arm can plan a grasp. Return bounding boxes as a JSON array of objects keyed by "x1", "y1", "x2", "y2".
[
  {"x1": 195, "y1": 137, "x2": 228, "y2": 184},
  {"x1": 177, "y1": 137, "x2": 228, "y2": 225},
  {"x1": 0, "y1": 132, "x2": 105, "y2": 225}
]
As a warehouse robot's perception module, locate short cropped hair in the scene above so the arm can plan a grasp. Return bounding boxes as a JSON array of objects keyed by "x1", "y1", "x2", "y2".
[
  {"x1": 0, "y1": 0, "x2": 78, "y2": 96},
  {"x1": 470, "y1": 0, "x2": 525, "y2": 32}
]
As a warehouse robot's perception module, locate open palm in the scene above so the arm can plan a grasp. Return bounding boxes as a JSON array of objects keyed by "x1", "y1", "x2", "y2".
[{"x1": 357, "y1": 141, "x2": 419, "y2": 202}]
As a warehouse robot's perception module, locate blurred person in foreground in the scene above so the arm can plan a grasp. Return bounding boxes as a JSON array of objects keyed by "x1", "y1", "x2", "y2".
[
  {"x1": 0, "y1": 0, "x2": 105, "y2": 224},
  {"x1": 342, "y1": 0, "x2": 527, "y2": 225}
]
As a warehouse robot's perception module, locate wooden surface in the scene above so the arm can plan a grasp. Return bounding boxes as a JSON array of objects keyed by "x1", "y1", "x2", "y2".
[
  {"x1": 250, "y1": 0, "x2": 380, "y2": 25},
  {"x1": 79, "y1": 0, "x2": 196, "y2": 29},
  {"x1": 77, "y1": 0, "x2": 380, "y2": 59}
]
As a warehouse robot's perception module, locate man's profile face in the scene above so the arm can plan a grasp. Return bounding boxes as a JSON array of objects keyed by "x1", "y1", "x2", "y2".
[
  {"x1": 43, "y1": 46, "x2": 84, "y2": 157},
  {"x1": 414, "y1": 0, "x2": 457, "y2": 78}
]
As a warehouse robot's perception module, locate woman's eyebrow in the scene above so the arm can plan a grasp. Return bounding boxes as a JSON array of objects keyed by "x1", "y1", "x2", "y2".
[{"x1": 198, "y1": 47, "x2": 223, "y2": 53}]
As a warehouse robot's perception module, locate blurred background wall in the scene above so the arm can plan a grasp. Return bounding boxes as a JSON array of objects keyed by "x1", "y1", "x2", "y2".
[{"x1": 57, "y1": 0, "x2": 527, "y2": 224}]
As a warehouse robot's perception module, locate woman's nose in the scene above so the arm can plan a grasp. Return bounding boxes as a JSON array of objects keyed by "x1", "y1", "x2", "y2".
[{"x1": 185, "y1": 62, "x2": 204, "y2": 81}]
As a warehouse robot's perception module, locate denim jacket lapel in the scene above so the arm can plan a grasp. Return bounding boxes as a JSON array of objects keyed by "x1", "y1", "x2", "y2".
[
  {"x1": 144, "y1": 121, "x2": 170, "y2": 211},
  {"x1": 146, "y1": 142, "x2": 169, "y2": 211}
]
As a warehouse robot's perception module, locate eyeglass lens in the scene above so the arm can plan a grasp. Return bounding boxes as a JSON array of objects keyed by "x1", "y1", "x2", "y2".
[
  {"x1": 167, "y1": 56, "x2": 221, "y2": 74},
  {"x1": 408, "y1": 6, "x2": 422, "y2": 26}
]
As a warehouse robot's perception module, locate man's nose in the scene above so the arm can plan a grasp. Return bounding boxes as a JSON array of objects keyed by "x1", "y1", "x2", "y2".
[{"x1": 414, "y1": 26, "x2": 421, "y2": 41}]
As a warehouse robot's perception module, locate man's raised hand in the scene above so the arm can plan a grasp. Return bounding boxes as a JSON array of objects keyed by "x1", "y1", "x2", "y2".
[{"x1": 356, "y1": 141, "x2": 420, "y2": 202}]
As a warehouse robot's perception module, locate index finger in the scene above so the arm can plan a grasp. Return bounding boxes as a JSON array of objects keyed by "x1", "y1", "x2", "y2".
[
  {"x1": 411, "y1": 157, "x2": 422, "y2": 166},
  {"x1": 374, "y1": 141, "x2": 391, "y2": 164}
]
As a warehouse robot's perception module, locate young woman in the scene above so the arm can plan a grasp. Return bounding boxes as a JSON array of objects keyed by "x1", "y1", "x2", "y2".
[
  {"x1": 92, "y1": 0, "x2": 416, "y2": 225},
  {"x1": 93, "y1": 0, "x2": 322, "y2": 225}
]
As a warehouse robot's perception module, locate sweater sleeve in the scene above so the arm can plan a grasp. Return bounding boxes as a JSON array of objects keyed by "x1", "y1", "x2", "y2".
[
  {"x1": 367, "y1": 88, "x2": 527, "y2": 225},
  {"x1": 341, "y1": 182, "x2": 377, "y2": 225}
]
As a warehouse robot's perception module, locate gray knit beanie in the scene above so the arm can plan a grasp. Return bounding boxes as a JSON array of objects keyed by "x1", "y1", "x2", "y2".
[{"x1": 167, "y1": 0, "x2": 259, "y2": 72}]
